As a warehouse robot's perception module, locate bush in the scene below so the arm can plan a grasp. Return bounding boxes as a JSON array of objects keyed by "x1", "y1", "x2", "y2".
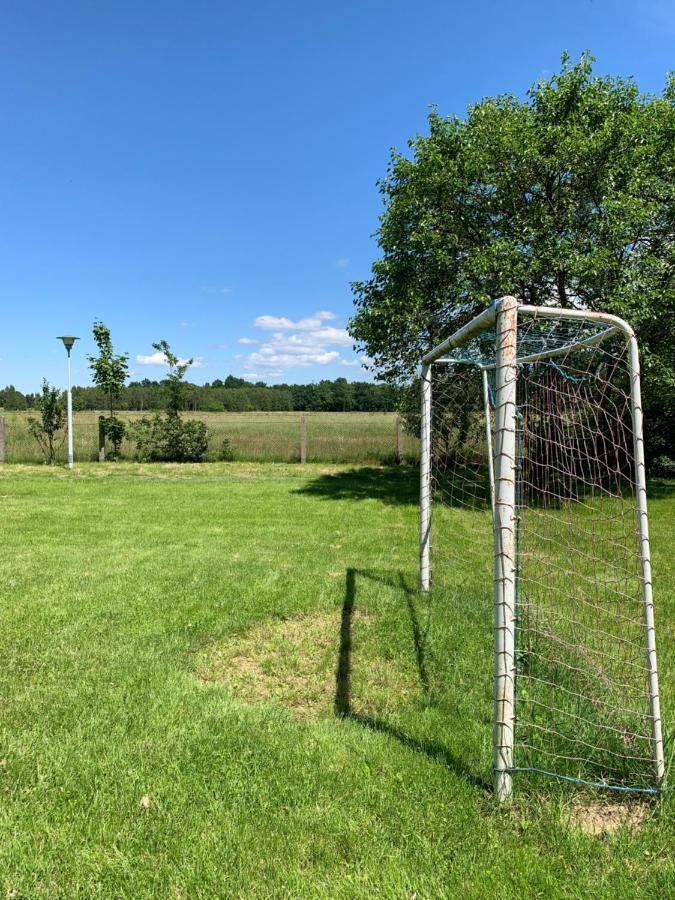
[
  {"x1": 102, "y1": 416, "x2": 126, "y2": 459},
  {"x1": 216, "y1": 437, "x2": 235, "y2": 461},
  {"x1": 28, "y1": 380, "x2": 66, "y2": 465},
  {"x1": 131, "y1": 414, "x2": 208, "y2": 462}
]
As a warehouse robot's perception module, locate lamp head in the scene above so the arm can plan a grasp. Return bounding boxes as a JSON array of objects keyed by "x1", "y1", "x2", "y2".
[{"x1": 57, "y1": 336, "x2": 79, "y2": 352}]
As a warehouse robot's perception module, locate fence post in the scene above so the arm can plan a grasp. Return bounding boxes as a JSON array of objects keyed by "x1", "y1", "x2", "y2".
[
  {"x1": 395, "y1": 415, "x2": 403, "y2": 465},
  {"x1": 98, "y1": 416, "x2": 106, "y2": 462},
  {"x1": 300, "y1": 414, "x2": 307, "y2": 464},
  {"x1": 0, "y1": 416, "x2": 5, "y2": 463}
]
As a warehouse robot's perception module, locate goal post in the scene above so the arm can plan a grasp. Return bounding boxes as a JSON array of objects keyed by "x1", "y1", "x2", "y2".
[
  {"x1": 420, "y1": 296, "x2": 665, "y2": 800},
  {"x1": 491, "y1": 295, "x2": 518, "y2": 802}
]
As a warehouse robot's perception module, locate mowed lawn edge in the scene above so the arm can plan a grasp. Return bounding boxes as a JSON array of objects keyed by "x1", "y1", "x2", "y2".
[{"x1": 0, "y1": 463, "x2": 673, "y2": 898}]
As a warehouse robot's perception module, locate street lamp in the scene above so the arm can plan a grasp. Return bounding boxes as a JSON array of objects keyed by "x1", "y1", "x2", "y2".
[{"x1": 57, "y1": 335, "x2": 79, "y2": 469}]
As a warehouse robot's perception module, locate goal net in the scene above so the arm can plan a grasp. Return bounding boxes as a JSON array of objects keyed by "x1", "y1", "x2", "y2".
[{"x1": 420, "y1": 297, "x2": 664, "y2": 801}]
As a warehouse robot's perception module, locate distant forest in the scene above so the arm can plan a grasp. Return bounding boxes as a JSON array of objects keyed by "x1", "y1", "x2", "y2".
[{"x1": 0, "y1": 375, "x2": 397, "y2": 413}]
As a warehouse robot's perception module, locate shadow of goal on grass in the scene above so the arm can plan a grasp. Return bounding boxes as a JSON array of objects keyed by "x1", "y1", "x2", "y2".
[
  {"x1": 334, "y1": 567, "x2": 490, "y2": 792},
  {"x1": 294, "y1": 466, "x2": 419, "y2": 506}
]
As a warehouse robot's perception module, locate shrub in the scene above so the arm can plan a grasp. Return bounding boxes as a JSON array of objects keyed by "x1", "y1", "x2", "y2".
[
  {"x1": 216, "y1": 437, "x2": 235, "y2": 461},
  {"x1": 102, "y1": 415, "x2": 126, "y2": 459},
  {"x1": 28, "y1": 380, "x2": 66, "y2": 465},
  {"x1": 130, "y1": 340, "x2": 209, "y2": 463},
  {"x1": 130, "y1": 414, "x2": 208, "y2": 462}
]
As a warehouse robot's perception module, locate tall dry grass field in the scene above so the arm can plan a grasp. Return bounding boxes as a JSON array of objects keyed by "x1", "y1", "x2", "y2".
[{"x1": 0, "y1": 410, "x2": 419, "y2": 464}]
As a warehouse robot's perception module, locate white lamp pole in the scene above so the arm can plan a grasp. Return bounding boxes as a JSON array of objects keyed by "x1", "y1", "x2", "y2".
[{"x1": 57, "y1": 336, "x2": 79, "y2": 469}]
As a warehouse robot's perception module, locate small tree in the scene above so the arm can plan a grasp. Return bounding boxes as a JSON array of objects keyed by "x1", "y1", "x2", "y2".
[
  {"x1": 130, "y1": 341, "x2": 208, "y2": 462},
  {"x1": 87, "y1": 321, "x2": 129, "y2": 459},
  {"x1": 28, "y1": 380, "x2": 66, "y2": 465},
  {"x1": 154, "y1": 340, "x2": 190, "y2": 416}
]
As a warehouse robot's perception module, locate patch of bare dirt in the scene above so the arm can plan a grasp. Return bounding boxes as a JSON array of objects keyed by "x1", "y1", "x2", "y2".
[{"x1": 569, "y1": 800, "x2": 649, "y2": 836}]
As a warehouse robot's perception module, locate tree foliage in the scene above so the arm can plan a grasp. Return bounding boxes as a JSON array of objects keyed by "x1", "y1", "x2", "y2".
[
  {"x1": 87, "y1": 321, "x2": 129, "y2": 458},
  {"x1": 130, "y1": 340, "x2": 208, "y2": 462},
  {"x1": 131, "y1": 414, "x2": 209, "y2": 463},
  {"x1": 0, "y1": 385, "x2": 28, "y2": 410},
  {"x1": 27, "y1": 380, "x2": 65, "y2": 465},
  {"x1": 153, "y1": 340, "x2": 191, "y2": 417},
  {"x1": 349, "y1": 54, "x2": 675, "y2": 464},
  {"x1": 2, "y1": 377, "x2": 396, "y2": 415}
]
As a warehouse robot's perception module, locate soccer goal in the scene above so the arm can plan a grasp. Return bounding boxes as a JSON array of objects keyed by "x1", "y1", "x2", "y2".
[{"x1": 420, "y1": 296, "x2": 665, "y2": 802}]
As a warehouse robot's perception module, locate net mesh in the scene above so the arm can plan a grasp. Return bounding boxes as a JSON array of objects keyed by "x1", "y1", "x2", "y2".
[{"x1": 428, "y1": 310, "x2": 659, "y2": 793}]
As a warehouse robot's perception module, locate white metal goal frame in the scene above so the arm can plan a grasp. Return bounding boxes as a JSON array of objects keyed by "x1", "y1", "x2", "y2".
[{"x1": 419, "y1": 296, "x2": 665, "y2": 802}]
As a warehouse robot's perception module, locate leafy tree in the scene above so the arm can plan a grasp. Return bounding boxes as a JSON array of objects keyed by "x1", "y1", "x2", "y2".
[
  {"x1": 28, "y1": 380, "x2": 65, "y2": 464},
  {"x1": 0, "y1": 385, "x2": 28, "y2": 410},
  {"x1": 224, "y1": 375, "x2": 248, "y2": 388},
  {"x1": 332, "y1": 377, "x2": 354, "y2": 411},
  {"x1": 130, "y1": 340, "x2": 208, "y2": 462},
  {"x1": 87, "y1": 321, "x2": 129, "y2": 458},
  {"x1": 131, "y1": 414, "x2": 209, "y2": 463},
  {"x1": 154, "y1": 340, "x2": 190, "y2": 416},
  {"x1": 349, "y1": 54, "x2": 675, "y2": 465}
]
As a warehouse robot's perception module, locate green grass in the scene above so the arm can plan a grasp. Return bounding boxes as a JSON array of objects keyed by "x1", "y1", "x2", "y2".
[
  {"x1": 0, "y1": 411, "x2": 418, "y2": 465},
  {"x1": 0, "y1": 463, "x2": 673, "y2": 897}
]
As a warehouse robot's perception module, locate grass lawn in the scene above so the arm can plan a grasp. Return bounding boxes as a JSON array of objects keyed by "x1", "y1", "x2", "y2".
[{"x1": 0, "y1": 463, "x2": 673, "y2": 898}]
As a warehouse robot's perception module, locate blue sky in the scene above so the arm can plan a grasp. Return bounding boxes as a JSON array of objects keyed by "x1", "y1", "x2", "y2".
[{"x1": 1, "y1": 0, "x2": 672, "y2": 392}]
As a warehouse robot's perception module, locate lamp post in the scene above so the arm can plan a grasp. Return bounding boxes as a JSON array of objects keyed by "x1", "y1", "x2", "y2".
[{"x1": 57, "y1": 336, "x2": 79, "y2": 469}]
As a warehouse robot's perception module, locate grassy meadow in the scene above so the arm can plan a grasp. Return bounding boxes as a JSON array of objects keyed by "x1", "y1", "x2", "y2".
[
  {"x1": 0, "y1": 411, "x2": 418, "y2": 465},
  {"x1": 0, "y1": 463, "x2": 673, "y2": 897}
]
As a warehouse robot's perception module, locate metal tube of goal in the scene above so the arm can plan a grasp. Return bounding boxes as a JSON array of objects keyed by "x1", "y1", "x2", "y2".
[
  {"x1": 628, "y1": 333, "x2": 665, "y2": 788},
  {"x1": 492, "y1": 296, "x2": 518, "y2": 803},
  {"x1": 420, "y1": 363, "x2": 432, "y2": 592}
]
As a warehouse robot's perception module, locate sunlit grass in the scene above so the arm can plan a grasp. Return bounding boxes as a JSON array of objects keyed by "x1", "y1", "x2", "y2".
[{"x1": 0, "y1": 464, "x2": 672, "y2": 897}]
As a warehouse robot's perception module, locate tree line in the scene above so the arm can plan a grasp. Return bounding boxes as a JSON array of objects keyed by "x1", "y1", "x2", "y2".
[
  {"x1": 0, "y1": 375, "x2": 396, "y2": 414},
  {"x1": 7, "y1": 320, "x2": 397, "y2": 465}
]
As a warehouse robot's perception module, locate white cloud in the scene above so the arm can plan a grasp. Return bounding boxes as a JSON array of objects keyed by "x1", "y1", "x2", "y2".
[
  {"x1": 136, "y1": 351, "x2": 169, "y2": 366},
  {"x1": 238, "y1": 309, "x2": 364, "y2": 377},
  {"x1": 243, "y1": 310, "x2": 360, "y2": 378},
  {"x1": 335, "y1": 257, "x2": 351, "y2": 269},
  {"x1": 247, "y1": 348, "x2": 342, "y2": 368},
  {"x1": 253, "y1": 311, "x2": 337, "y2": 331},
  {"x1": 242, "y1": 373, "x2": 258, "y2": 379},
  {"x1": 136, "y1": 352, "x2": 207, "y2": 369}
]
